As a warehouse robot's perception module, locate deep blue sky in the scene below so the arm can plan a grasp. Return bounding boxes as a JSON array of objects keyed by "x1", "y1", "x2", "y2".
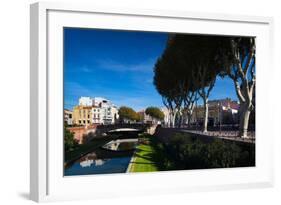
[{"x1": 64, "y1": 28, "x2": 237, "y2": 111}]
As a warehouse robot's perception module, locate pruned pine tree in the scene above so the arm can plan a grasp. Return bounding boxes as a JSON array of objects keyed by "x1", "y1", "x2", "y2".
[{"x1": 218, "y1": 37, "x2": 256, "y2": 138}]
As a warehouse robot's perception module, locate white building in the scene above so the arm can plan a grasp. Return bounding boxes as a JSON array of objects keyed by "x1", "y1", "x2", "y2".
[
  {"x1": 79, "y1": 97, "x2": 93, "y2": 106},
  {"x1": 64, "y1": 109, "x2": 73, "y2": 125},
  {"x1": 77, "y1": 97, "x2": 118, "y2": 125},
  {"x1": 91, "y1": 105, "x2": 119, "y2": 125},
  {"x1": 92, "y1": 97, "x2": 108, "y2": 107},
  {"x1": 138, "y1": 109, "x2": 165, "y2": 125},
  {"x1": 91, "y1": 106, "x2": 102, "y2": 124}
]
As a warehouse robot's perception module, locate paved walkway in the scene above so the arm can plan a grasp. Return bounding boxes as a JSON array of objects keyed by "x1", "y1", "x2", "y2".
[{"x1": 182, "y1": 130, "x2": 255, "y2": 143}]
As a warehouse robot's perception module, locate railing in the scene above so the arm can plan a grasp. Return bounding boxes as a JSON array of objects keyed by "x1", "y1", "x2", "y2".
[{"x1": 182, "y1": 130, "x2": 255, "y2": 143}]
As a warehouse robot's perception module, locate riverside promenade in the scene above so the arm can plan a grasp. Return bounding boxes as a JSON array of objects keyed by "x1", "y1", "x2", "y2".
[{"x1": 181, "y1": 130, "x2": 255, "y2": 143}]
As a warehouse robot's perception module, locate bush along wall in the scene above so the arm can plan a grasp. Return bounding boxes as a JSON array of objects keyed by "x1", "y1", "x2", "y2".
[{"x1": 156, "y1": 132, "x2": 255, "y2": 170}]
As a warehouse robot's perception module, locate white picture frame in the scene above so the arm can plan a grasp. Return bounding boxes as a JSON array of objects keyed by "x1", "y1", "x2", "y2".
[{"x1": 30, "y1": 1, "x2": 274, "y2": 202}]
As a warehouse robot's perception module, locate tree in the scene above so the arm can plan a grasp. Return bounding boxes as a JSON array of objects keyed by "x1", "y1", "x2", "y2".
[
  {"x1": 135, "y1": 112, "x2": 144, "y2": 122},
  {"x1": 169, "y1": 35, "x2": 200, "y2": 127},
  {"x1": 145, "y1": 107, "x2": 165, "y2": 123},
  {"x1": 154, "y1": 49, "x2": 184, "y2": 127},
  {"x1": 184, "y1": 35, "x2": 223, "y2": 132},
  {"x1": 64, "y1": 127, "x2": 78, "y2": 152},
  {"x1": 118, "y1": 106, "x2": 138, "y2": 123},
  {"x1": 153, "y1": 36, "x2": 197, "y2": 127},
  {"x1": 154, "y1": 34, "x2": 222, "y2": 131},
  {"x1": 218, "y1": 37, "x2": 256, "y2": 138}
]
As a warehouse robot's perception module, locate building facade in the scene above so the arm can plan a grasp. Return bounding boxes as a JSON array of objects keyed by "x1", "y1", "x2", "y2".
[
  {"x1": 79, "y1": 97, "x2": 93, "y2": 106},
  {"x1": 160, "y1": 98, "x2": 239, "y2": 127},
  {"x1": 72, "y1": 97, "x2": 119, "y2": 126},
  {"x1": 138, "y1": 109, "x2": 163, "y2": 125},
  {"x1": 73, "y1": 105, "x2": 92, "y2": 126},
  {"x1": 64, "y1": 109, "x2": 73, "y2": 125},
  {"x1": 191, "y1": 98, "x2": 239, "y2": 126}
]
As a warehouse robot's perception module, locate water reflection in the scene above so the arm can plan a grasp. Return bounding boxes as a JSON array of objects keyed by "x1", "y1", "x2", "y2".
[
  {"x1": 102, "y1": 139, "x2": 138, "y2": 151},
  {"x1": 80, "y1": 159, "x2": 106, "y2": 167},
  {"x1": 65, "y1": 139, "x2": 137, "y2": 176}
]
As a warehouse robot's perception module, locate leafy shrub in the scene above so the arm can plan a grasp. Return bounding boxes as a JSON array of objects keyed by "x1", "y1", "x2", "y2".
[
  {"x1": 64, "y1": 127, "x2": 79, "y2": 152},
  {"x1": 163, "y1": 133, "x2": 255, "y2": 169}
]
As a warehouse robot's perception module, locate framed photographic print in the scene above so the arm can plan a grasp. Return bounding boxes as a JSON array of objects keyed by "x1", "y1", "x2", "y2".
[{"x1": 30, "y1": 2, "x2": 274, "y2": 202}]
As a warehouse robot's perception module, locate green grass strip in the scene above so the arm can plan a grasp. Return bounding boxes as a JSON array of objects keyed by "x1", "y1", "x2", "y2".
[{"x1": 129, "y1": 140, "x2": 159, "y2": 172}]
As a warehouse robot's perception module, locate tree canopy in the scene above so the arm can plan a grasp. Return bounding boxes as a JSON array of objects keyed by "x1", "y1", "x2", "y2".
[
  {"x1": 153, "y1": 34, "x2": 225, "y2": 128},
  {"x1": 145, "y1": 107, "x2": 165, "y2": 120},
  {"x1": 153, "y1": 33, "x2": 255, "y2": 137},
  {"x1": 216, "y1": 37, "x2": 256, "y2": 137},
  {"x1": 118, "y1": 106, "x2": 139, "y2": 122},
  {"x1": 64, "y1": 127, "x2": 78, "y2": 152}
]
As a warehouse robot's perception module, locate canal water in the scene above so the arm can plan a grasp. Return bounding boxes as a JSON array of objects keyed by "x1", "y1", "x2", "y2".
[{"x1": 64, "y1": 139, "x2": 138, "y2": 176}]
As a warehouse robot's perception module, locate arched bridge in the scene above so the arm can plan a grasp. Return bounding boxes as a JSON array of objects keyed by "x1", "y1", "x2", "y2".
[{"x1": 94, "y1": 123, "x2": 150, "y2": 135}]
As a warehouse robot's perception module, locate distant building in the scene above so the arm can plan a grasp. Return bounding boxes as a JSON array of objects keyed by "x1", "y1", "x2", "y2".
[
  {"x1": 73, "y1": 105, "x2": 92, "y2": 126},
  {"x1": 138, "y1": 110, "x2": 151, "y2": 124},
  {"x1": 138, "y1": 109, "x2": 163, "y2": 125},
  {"x1": 192, "y1": 98, "x2": 239, "y2": 126},
  {"x1": 64, "y1": 109, "x2": 73, "y2": 125},
  {"x1": 209, "y1": 98, "x2": 239, "y2": 114},
  {"x1": 79, "y1": 97, "x2": 92, "y2": 106},
  {"x1": 92, "y1": 97, "x2": 108, "y2": 107},
  {"x1": 159, "y1": 98, "x2": 239, "y2": 127},
  {"x1": 73, "y1": 96, "x2": 119, "y2": 125},
  {"x1": 92, "y1": 97, "x2": 119, "y2": 125},
  {"x1": 91, "y1": 106, "x2": 102, "y2": 124},
  {"x1": 91, "y1": 105, "x2": 119, "y2": 125}
]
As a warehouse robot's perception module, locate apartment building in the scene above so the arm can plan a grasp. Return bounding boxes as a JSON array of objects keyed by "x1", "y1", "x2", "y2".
[
  {"x1": 73, "y1": 97, "x2": 119, "y2": 125},
  {"x1": 72, "y1": 105, "x2": 92, "y2": 126},
  {"x1": 64, "y1": 109, "x2": 73, "y2": 125},
  {"x1": 160, "y1": 98, "x2": 239, "y2": 127},
  {"x1": 92, "y1": 99, "x2": 119, "y2": 125},
  {"x1": 191, "y1": 98, "x2": 239, "y2": 126},
  {"x1": 79, "y1": 97, "x2": 93, "y2": 106}
]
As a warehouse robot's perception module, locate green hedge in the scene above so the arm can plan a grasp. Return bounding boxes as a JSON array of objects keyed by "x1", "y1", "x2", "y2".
[{"x1": 159, "y1": 133, "x2": 255, "y2": 170}]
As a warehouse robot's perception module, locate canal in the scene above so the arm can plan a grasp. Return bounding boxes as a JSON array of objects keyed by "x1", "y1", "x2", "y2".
[{"x1": 64, "y1": 130, "x2": 141, "y2": 176}]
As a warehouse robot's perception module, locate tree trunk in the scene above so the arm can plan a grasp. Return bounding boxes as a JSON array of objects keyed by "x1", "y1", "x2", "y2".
[
  {"x1": 170, "y1": 113, "x2": 176, "y2": 128},
  {"x1": 239, "y1": 104, "x2": 251, "y2": 138},
  {"x1": 178, "y1": 110, "x2": 185, "y2": 128},
  {"x1": 186, "y1": 111, "x2": 193, "y2": 128},
  {"x1": 179, "y1": 114, "x2": 183, "y2": 128},
  {"x1": 168, "y1": 113, "x2": 172, "y2": 127},
  {"x1": 203, "y1": 97, "x2": 208, "y2": 133}
]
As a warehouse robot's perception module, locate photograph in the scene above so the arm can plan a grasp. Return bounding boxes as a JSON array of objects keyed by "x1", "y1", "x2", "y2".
[{"x1": 63, "y1": 27, "x2": 256, "y2": 176}]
